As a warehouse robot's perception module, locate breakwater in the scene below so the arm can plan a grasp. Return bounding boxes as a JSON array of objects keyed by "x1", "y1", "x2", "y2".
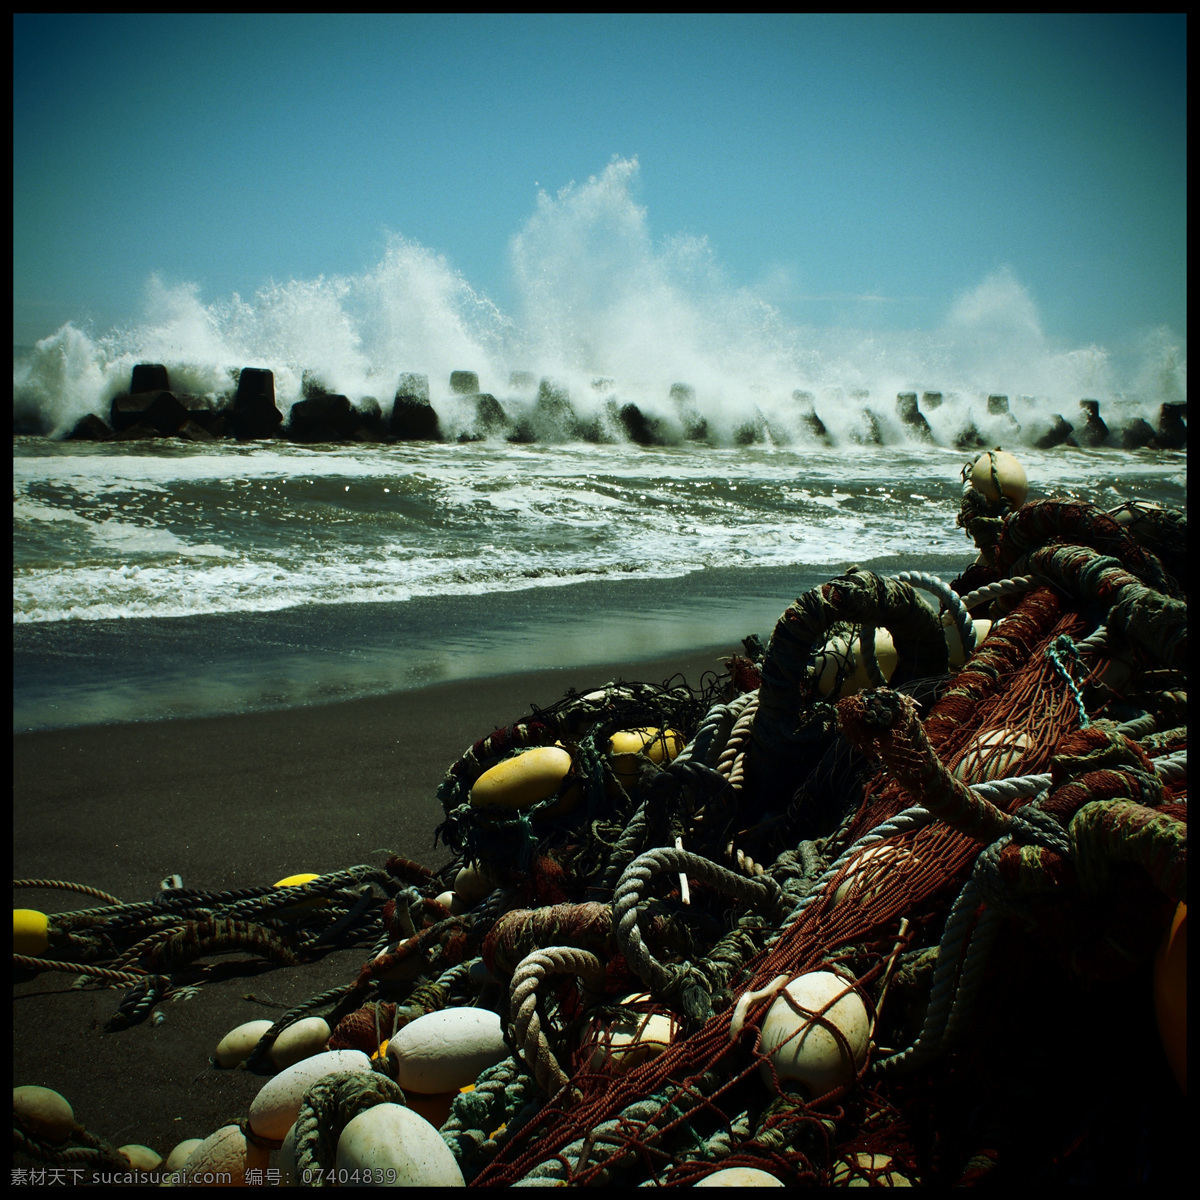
[{"x1": 34, "y1": 363, "x2": 1188, "y2": 452}]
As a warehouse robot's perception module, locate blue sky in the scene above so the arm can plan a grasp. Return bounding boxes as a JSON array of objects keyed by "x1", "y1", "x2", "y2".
[{"x1": 12, "y1": 13, "x2": 1186, "y2": 377}]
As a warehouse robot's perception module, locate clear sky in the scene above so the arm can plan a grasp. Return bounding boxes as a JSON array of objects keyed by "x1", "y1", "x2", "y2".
[{"x1": 12, "y1": 13, "x2": 1186, "y2": 376}]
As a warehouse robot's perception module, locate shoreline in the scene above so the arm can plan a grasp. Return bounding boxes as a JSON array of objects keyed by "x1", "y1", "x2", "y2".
[
  {"x1": 13, "y1": 647, "x2": 732, "y2": 905},
  {"x1": 13, "y1": 553, "x2": 974, "y2": 734}
]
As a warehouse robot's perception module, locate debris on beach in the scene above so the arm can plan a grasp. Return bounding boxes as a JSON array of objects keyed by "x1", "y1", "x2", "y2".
[{"x1": 13, "y1": 450, "x2": 1187, "y2": 1186}]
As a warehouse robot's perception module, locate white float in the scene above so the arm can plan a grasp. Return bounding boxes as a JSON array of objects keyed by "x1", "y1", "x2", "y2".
[
  {"x1": 952, "y1": 728, "x2": 1029, "y2": 783},
  {"x1": 832, "y1": 844, "x2": 919, "y2": 905},
  {"x1": 758, "y1": 971, "x2": 870, "y2": 1097},
  {"x1": 177, "y1": 1123, "x2": 269, "y2": 1186},
  {"x1": 335, "y1": 1102, "x2": 465, "y2": 1186},
  {"x1": 696, "y1": 1166, "x2": 786, "y2": 1186},
  {"x1": 830, "y1": 1152, "x2": 915, "y2": 1185},
  {"x1": 164, "y1": 1138, "x2": 204, "y2": 1172},
  {"x1": 814, "y1": 630, "x2": 899, "y2": 699},
  {"x1": 214, "y1": 1019, "x2": 274, "y2": 1069},
  {"x1": 118, "y1": 1144, "x2": 162, "y2": 1171},
  {"x1": 968, "y1": 450, "x2": 1028, "y2": 508},
  {"x1": 248, "y1": 1049, "x2": 372, "y2": 1140},
  {"x1": 387, "y1": 1007, "x2": 508, "y2": 1094},
  {"x1": 587, "y1": 993, "x2": 680, "y2": 1073},
  {"x1": 268, "y1": 1017, "x2": 331, "y2": 1070},
  {"x1": 453, "y1": 862, "x2": 498, "y2": 905},
  {"x1": 13, "y1": 1085, "x2": 74, "y2": 1142}
]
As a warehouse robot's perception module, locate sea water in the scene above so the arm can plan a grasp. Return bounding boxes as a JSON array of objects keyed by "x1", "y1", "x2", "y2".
[
  {"x1": 11, "y1": 163, "x2": 1187, "y2": 731},
  {"x1": 12, "y1": 435, "x2": 1185, "y2": 733}
]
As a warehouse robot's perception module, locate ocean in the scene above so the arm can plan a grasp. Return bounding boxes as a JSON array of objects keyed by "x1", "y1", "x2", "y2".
[
  {"x1": 10, "y1": 201, "x2": 1188, "y2": 733},
  {"x1": 12, "y1": 428, "x2": 1185, "y2": 734}
]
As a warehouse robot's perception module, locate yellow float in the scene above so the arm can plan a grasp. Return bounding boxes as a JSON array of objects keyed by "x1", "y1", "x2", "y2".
[
  {"x1": 271, "y1": 872, "x2": 330, "y2": 912},
  {"x1": 470, "y1": 745, "x2": 579, "y2": 817},
  {"x1": 1154, "y1": 902, "x2": 1186, "y2": 1096},
  {"x1": 608, "y1": 727, "x2": 686, "y2": 791},
  {"x1": 14, "y1": 909, "x2": 49, "y2": 956},
  {"x1": 967, "y1": 449, "x2": 1028, "y2": 508}
]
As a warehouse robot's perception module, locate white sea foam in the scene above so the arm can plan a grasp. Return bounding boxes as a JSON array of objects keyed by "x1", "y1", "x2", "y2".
[{"x1": 12, "y1": 158, "x2": 1185, "y2": 441}]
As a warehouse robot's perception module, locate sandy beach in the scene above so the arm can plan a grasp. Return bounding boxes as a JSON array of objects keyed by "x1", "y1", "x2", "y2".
[{"x1": 13, "y1": 647, "x2": 731, "y2": 1175}]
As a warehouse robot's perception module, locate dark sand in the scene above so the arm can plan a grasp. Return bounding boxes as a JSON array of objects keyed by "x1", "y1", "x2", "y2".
[{"x1": 13, "y1": 647, "x2": 730, "y2": 1176}]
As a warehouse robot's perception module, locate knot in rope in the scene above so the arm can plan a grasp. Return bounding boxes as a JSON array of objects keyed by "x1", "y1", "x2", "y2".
[
  {"x1": 860, "y1": 688, "x2": 907, "y2": 732},
  {"x1": 838, "y1": 689, "x2": 1013, "y2": 844}
]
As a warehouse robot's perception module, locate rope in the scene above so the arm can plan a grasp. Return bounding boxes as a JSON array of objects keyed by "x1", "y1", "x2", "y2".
[
  {"x1": 1021, "y1": 543, "x2": 1186, "y2": 668},
  {"x1": 442, "y1": 1056, "x2": 540, "y2": 1179},
  {"x1": 13, "y1": 879, "x2": 125, "y2": 907},
  {"x1": 837, "y1": 690, "x2": 1015, "y2": 844},
  {"x1": 1069, "y1": 799, "x2": 1188, "y2": 905},
  {"x1": 675, "y1": 690, "x2": 758, "y2": 769},
  {"x1": 12, "y1": 957, "x2": 148, "y2": 987},
  {"x1": 1043, "y1": 635, "x2": 1091, "y2": 729},
  {"x1": 957, "y1": 575, "x2": 1045, "y2": 613},
  {"x1": 894, "y1": 570, "x2": 976, "y2": 657},
  {"x1": 613, "y1": 847, "x2": 787, "y2": 999},
  {"x1": 872, "y1": 876, "x2": 992, "y2": 1075},
  {"x1": 292, "y1": 1070, "x2": 408, "y2": 1184},
  {"x1": 509, "y1": 946, "x2": 606, "y2": 1096}
]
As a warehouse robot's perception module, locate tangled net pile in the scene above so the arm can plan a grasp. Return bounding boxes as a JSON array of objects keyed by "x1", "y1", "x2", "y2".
[{"x1": 14, "y1": 472, "x2": 1187, "y2": 1186}]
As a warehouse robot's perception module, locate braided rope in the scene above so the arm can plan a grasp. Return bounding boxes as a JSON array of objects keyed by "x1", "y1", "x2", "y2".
[
  {"x1": 1022, "y1": 544, "x2": 1186, "y2": 668},
  {"x1": 292, "y1": 1070, "x2": 408, "y2": 1184},
  {"x1": 1043, "y1": 635, "x2": 1091, "y2": 729},
  {"x1": 509, "y1": 947, "x2": 606, "y2": 1096},
  {"x1": 1074, "y1": 623, "x2": 1110, "y2": 654},
  {"x1": 872, "y1": 876, "x2": 989, "y2": 1075},
  {"x1": 514, "y1": 1095, "x2": 695, "y2": 1185},
  {"x1": 675, "y1": 689, "x2": 758, "y2": 769},
  {"x1": 442, "y1": 1055, "x2": 538, "y2": 1175},
  {"x1": 837, "y1": 690, "x2": 1015, "y2": 844},
  {"x1": 970, "y1": 774, "x2": 1052, "y2": 803},
  {"x1": 1153, "y1": 751, "x2": 1187, "y2": 784},
  {"x1": 12, "y1": 956, "x2": 147, "y2": 986},
  {"x1": 13, "y1": 879, "x2": 124, "y2": 907},
  {"x1": 894, "y1": 570, "x2": 976, "y2": 658},
  {"x1": 1069, "y1": 799, "x2": 1188, "y2": 905},
  {"x1": 613, "y1": 847, "x2": 786, "y2": 997},
  {"x1": 13, "y1": 1118, "x2": 130, "y2": 1171},
  {"x1": 1116, "y1": 711, "x2": 1157, "y2": 739},
  {"x1": 716, "y1": 694, "x2": 760, "y2": 791},
  {"x1": 957, "y1": 574, "x2": 1045, "y2": 613}
]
